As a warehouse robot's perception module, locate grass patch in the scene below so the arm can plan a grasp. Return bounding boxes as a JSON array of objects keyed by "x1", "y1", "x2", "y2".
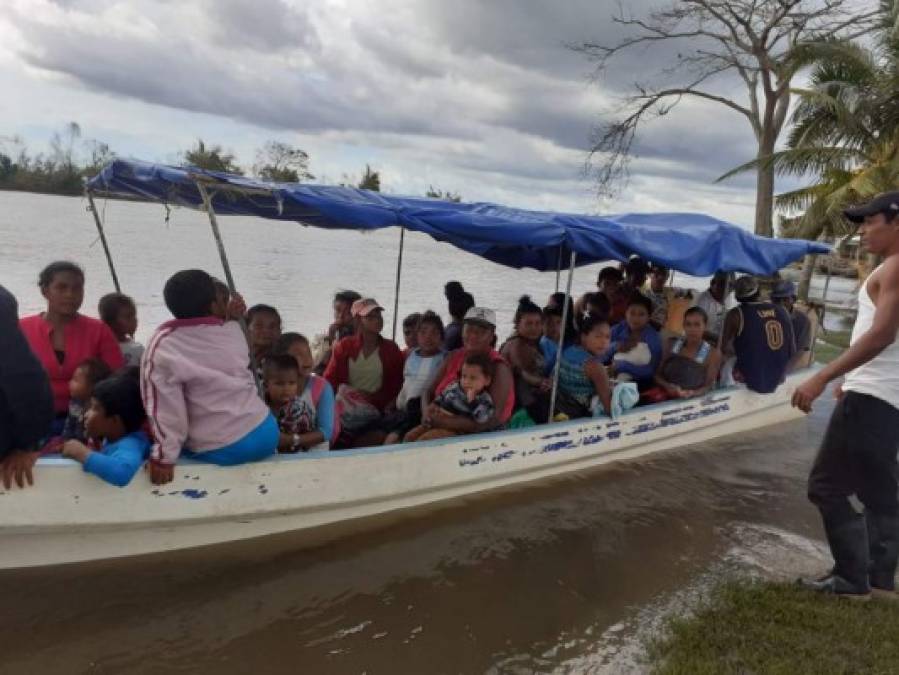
[
  {"x1": 814, "y1": 328, "x2": 850, "y2": 364},
  {"x1": 648, "y1": 581, "x2": 899, "y2": 675}
]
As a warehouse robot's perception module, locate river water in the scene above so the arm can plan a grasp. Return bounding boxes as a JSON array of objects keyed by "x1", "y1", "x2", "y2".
[{"x1": 1, "y1": 191, "x2": 838, "y2": 674}]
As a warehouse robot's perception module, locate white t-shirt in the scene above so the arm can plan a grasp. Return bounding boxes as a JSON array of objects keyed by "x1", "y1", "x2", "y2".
[
  {"x1": 694, "y1": 290, "x2": 736, "y2": 337},
  {"x1": 397, "y1": 349, "x2": 446, "y2": 409}
]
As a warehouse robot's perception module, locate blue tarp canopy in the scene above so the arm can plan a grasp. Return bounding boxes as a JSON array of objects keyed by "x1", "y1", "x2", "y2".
[{"x1": 87, "y1": 159, "x2": 829, "y2": 276}]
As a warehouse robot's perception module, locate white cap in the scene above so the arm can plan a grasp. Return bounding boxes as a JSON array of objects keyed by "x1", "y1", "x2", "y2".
[{"x1": 463, "y1": 306, "x2": 496, "y2": 328}]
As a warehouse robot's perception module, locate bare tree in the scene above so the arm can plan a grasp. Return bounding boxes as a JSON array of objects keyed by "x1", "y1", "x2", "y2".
[{"x1": 572, "y1": 0, "x2": 878, "y2": 236}]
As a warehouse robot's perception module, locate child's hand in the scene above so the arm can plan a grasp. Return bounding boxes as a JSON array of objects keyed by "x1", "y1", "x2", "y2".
[
  {"x1": 227, "y1": 293, "x2": 247, "y2": 321},
  {"x1": 61, "y1": 440, "x2": 91, "y2": 463},
  {"x1": 147, "y1": 461, "x2": 175, "y2": 485}
]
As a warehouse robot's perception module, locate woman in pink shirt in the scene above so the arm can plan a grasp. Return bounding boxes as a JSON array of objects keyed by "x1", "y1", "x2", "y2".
[{"x1": 19, "y1": 262, "x2": 123, "y2": 433}]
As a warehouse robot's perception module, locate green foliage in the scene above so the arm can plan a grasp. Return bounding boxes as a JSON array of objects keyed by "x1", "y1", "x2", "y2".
[
  {"x1": 0, "y1": 123, "x2": 111, "y2": 196},
  {"x1": 425, "y1": 185, "x2": 461, "y2": 202},
  {"x1": 182, "y1": 138, "x2": 244, "y2": 175},
  {"x1": 358, "y1": 164, "x2": 380, "y2": 191},
  {"x1": 253, "y1": 140, "x2": 313, "y2": 183},
  {"x1": 649, "y1": 581, "x2": 899, "y2": 674}
]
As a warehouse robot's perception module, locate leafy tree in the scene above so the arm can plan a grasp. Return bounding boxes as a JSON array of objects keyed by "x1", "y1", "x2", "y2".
[
  {"x1": 572, "y1": 0, "x2": 879, "y2": 236},
  {"x1": 358, "y1": 164, "x2": 381, "y2": 191},
  {"x1": 426, "y1": 185, "x2": 461, "y2": 202},
  {"x1": 254, "y1": 140, "x2": 314, "y2": 183},
  {"x1": 182, "y1": 139, "x2": 244, "y2": 174}
]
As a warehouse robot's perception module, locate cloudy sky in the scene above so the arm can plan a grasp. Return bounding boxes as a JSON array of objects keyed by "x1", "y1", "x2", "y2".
[{"x1": 0, "y1": 0, "x2": 765, "y2": 223}]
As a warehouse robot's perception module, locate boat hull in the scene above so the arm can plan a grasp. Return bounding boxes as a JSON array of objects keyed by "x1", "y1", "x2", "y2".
[{"x1": 0, "y1": 372, "x2": 812, "y2": 569}]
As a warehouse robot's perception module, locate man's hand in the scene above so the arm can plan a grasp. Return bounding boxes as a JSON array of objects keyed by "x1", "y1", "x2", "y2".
[
  {"x1": 61, "y1": 440, "x2": 91, "y2": 463},
  {"x1": 148, "y1": 461, "x2": 175, "y2": 485},
  {"x1": 834, "y1": 382, "x2": 844, "y2": 400},
  {"x1": 1, "y1": 450, "x2": 40, "y2": 489},
  {"x1": 791, "y1": 373, "x2": 828, "y2": 414}
]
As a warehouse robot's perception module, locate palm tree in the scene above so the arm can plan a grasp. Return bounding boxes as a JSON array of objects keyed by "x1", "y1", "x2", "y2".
[{"x1": 719, "y1": 1, "x2": 899, "y2": 297}]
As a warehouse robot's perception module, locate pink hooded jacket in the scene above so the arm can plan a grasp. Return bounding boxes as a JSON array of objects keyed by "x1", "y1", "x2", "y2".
[{"x1": 141, "y1": 317, "x2": 269, "y2": 465}]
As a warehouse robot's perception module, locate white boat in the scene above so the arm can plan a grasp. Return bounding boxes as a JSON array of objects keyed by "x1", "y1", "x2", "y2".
[
  {"x1": 0, "y1": 159, "x2": 828, "y2": 569},
  {"x1": 0, "y1": 370, "x2": 811, "y2": 569}
]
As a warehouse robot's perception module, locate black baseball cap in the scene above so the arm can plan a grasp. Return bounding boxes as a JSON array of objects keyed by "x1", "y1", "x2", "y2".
[{"x1": 843, "y1": 191, "x2": 899, "y2": 223}]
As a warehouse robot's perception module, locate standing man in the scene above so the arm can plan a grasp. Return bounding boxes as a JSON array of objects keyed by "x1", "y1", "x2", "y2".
[
  {"x1": 793, "y1": 192, "x2": 899, "y2": 598},
  {"x1": 0, "y1": 285, "x2": 54, "y2": 489}
]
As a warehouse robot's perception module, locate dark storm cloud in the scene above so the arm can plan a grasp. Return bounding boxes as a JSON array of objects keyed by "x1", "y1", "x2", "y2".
[
  {"x1": 5, "y1": 0, "x2": 758, "y2": 189},
  {"x1": 203, "y1": 0, "x2": 318, "y2": 53}
]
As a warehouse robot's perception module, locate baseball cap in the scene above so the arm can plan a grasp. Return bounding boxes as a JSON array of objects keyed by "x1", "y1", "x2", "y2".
[
  {"x1": 843, "y1": 191, "x2": 899, "y2": 223},
  {"x1": 771, "y1": 280, "x2": 797, "y2": 299},
  {"x1": 350, "y1": 298, "x2": 384, "y2": 318},
  {"x1": 463, "y1": 306, "x2": 496, "y2": 329},
  {"x1": 734, "y1": 275, "x2": 760, "y2": 302}
]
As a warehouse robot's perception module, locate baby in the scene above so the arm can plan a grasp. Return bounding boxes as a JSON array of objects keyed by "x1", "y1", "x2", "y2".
[
  {"x1": 62, "y1": 357, "x2": 112, "y2": 443},
  {"x1": 98, "y1": 293, "x2": 144, "y2": 367},
  {"x1": 404, "y1": 352, "x2": 494, "y2": 442},
  {"x1": 62, "y1": 374, "x2": 151, "y2": 487}
]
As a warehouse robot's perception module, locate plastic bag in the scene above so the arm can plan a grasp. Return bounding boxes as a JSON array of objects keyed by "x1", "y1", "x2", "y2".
[{"x1": 334, "y1": 384, "x2": 380, "y2": 432}]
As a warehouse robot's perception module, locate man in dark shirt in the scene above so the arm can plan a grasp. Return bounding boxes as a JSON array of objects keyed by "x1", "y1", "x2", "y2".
[
  {"x1": 0, "y1": 285, "x2": 54, "y2": 488},
  {"x1": 771, "y1": 280, "x2": 812, "y2": 371},
  {"x1": 720, "y1": 276, "x2": 795, "y2": 393}
]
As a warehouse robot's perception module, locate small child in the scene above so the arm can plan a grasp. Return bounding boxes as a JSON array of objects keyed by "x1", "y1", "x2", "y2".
[
  {"x1": 404, "y1": 352, "x2": 494, "y2": 443},
  {"x1": 269, "y1": 334, "x2": 336, "y2": 451},
  {"x1": 62, "y1": 357, "x2": 112, "y2": 442},
  {"x1": 384, "y1": 311, "x2": 446, "y2": 444},
  {"x1": 142, "y1": 269, "x2": 278, "y2": 485},
  {"x1": 401, "y1": 312, "x2": 422, "y2": 353},
  {"x1": 98, "y1": 293, "x2": 144, "y2": 367},
  {"x1": 247, "y1": 304, "x2": 282, "y2": 363},
  {"x1": 61, "y1": 375, "x2": 151, "y2": 487}
]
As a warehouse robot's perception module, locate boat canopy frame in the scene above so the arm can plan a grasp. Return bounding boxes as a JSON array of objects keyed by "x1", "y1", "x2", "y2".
[{"x1": 84, "y1": 159, "x2": 830, "y2": 414}]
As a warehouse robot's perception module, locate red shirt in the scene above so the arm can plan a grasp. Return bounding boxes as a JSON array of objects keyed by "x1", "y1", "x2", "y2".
[
  {"x1": 19, "y1": 313, "x2": 124, "y2": 414},
  {"x1": 323, "y1": 333, "x2": 404, "y2": 412}
]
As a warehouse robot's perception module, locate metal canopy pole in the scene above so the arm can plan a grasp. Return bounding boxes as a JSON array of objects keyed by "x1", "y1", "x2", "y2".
[
  {"x1": 86, "y1": 191, "x2": 121, "y2": 292},
  {"x1": 554, "y1": 246, "x2": 562, "y2": 293},
  {"x1": 391, "y1": 226, "x2": 406, "y2": 341},
  {"x1": 548, "y1": 249, "x2": 577, "y2": 423},
  {"x1": 196, "y1": 182, "x2": 264, "y2": 398}
]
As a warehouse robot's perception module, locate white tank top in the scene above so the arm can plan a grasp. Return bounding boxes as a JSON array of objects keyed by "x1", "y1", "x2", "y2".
[{"x1": 842, "y1": 265, "x2": 899, "y2": 409}]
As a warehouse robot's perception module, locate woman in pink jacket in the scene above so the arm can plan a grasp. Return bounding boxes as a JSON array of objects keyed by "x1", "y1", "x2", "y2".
[
  {"x1": 141, "y1": 269, "x2": 277, "y2": 485},
  {"x1": 19, "y1": 261, "x2": 123, "y2": 434}
]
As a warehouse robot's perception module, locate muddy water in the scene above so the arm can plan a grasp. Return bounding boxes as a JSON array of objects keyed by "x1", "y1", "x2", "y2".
[{"x1": 0, "y1": 401, "x2": 832, "y2": 674}]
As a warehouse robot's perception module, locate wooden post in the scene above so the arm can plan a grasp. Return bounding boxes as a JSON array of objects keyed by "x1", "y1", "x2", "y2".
[
  {"x1": 86, "y1": 191, "x2": 121, "y2": 292},
  {"x1": 548, "y1": 249, "x2": 576, "y2": 422},
  {"x1": 392, "y1": 227, "x2": 406, "y2": 341},
  {"x1": 196, "y1": 182, "x2": 264, "y2": 399}
]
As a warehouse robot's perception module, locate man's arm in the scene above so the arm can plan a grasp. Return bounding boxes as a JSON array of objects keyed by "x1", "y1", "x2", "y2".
[
  {"x1": 719, "y1": 308, "x2": 741, "y2": 356},
  {"x1": 793, "y1": 259, "x2": 899, "y2": 412}
]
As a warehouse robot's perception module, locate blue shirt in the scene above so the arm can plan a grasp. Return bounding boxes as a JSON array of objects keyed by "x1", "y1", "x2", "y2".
[
  {"x1": 539, "y1": 336, "x2": 559, "y2": 376},
  {"x1": 83, "y1": 430, "x2": 151, "y2": 487},
  {"x1": 606, "y1": 324, "x2": 663, "y2": 383},
  {"x1": 559, "y1": 345, "x2": 601, "y2": 407}
]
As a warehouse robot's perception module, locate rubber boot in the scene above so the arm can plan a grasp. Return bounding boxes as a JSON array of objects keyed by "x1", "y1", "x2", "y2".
[
  {"x1": 867, "y1": 512, "x2": 899, "y2": 599},
  {"x1": 799, "y1": 514, "x2": 871, "y2": 598}
]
